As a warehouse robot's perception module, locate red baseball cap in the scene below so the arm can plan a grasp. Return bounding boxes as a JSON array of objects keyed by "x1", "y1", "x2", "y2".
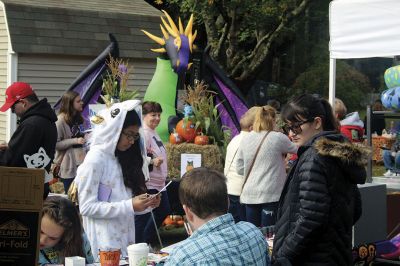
[{"x1": 0, "y1": 82, "x2": 34, "y2": 112}]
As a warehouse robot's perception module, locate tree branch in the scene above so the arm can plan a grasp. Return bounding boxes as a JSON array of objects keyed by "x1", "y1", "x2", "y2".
[{"x1": 233, "y1": 0, "x2": 311, "y2": 80}]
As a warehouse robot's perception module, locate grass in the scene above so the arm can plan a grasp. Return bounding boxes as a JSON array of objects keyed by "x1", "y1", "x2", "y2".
[{"x1": 372, "y1": 163, "x2": 385, "y2": 177}]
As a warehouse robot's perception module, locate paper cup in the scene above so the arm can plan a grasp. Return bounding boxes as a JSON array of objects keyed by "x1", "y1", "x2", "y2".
[
  {"x1": 127, "y1": 243, "x2": 149, "y2": 266},
  {"x1": 99, "y1": 249, "x2": 121, "y2": 266}
]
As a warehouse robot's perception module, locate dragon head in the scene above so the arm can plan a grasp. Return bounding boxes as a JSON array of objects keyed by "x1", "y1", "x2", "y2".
[{"x1": 142, "y1": 10, "x2": 197, "y2": 74}]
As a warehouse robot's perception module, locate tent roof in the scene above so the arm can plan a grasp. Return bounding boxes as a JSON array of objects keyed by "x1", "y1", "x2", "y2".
[{"x1": 329, "y1": 0, "x2": 400, "y2": 59}]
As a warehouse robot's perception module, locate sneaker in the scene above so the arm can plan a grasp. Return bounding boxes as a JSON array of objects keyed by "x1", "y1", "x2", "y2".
[{"x1": 384, "y1": 170, "x2": 393, "y2": 177}]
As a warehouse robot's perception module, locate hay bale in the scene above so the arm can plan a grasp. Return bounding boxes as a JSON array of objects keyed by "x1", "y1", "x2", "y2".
[
  {"x1": 166, "y1": 143, "x2": 223, "y2": 179},
  {"x1": 50, "y1": 181, "x2": 65, "y2": 194}
]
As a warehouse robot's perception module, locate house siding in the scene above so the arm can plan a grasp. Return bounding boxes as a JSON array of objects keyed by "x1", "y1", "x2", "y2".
[
  {"x1": 17, "y1": 54, "x2": 155, "y2": 105},
  {"x1": 0, "y1": 5, "x2": 8, "y2": 142}
]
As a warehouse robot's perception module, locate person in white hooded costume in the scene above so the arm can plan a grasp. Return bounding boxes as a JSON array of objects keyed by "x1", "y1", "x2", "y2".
[{"x1": 75, "y1": 100, "x2": 160, "y2": 259}]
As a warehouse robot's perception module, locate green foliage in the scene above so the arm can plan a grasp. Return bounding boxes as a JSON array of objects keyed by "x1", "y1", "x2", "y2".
[
  {"x1": 292, "y1": 61, "x2": 372, "y2": 112},
  {"x1": 101, "y1": 55, "x2": 138, "y2": 106},
  {"x1": 162, "y1": 0, "x2": 312, "y2": 81},
  {"x1": 180, "y1": 81, "x2": 231, "y2": 154}
]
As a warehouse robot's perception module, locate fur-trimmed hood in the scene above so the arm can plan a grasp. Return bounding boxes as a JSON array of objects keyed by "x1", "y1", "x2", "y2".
[
  {"x1": 313, "y1": 134, "x2": 371, "y2": 184},
  {"x1": 315, "y1": 137, "x2": 371, "y2": 167}
]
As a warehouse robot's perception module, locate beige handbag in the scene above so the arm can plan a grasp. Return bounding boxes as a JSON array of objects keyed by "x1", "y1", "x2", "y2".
[{"x1": 67, "y1": 181, "x2": 79, "y2": 206}]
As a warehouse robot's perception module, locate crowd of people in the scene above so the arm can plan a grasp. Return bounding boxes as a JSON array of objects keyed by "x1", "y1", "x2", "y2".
[{"x1": 0, "y1": 81, "x2": 384, "y2": 265}]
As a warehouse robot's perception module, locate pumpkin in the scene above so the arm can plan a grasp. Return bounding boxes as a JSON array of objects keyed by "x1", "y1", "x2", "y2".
[
  {"x1": 162, "y1": 216, "x2": 175, "y2": 226},
  {"x1": 175, "y1": 119, "x2": 200, "y2": 142},
  {"x1": 169, "y1": 132, "x2": 183, "y2": 144},
  {"x1": 194, "y1": 134, "x2": 209, "y2": 145},
  {"x1": 176, "y1": 220, "x2": 185, "y2": 227}
]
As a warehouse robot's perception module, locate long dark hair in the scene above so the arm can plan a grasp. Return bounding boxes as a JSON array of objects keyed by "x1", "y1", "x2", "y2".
[
  {"x1": 59, "y1": 91, "x2": 83, "y2": 126},
  {"x1": 115, "y1": 110, "x2": 147, "y2": 195},
  {"x1": 281, "y1": 94, "x2": 338, "y2": 132},
  {"x1": 42, "y1": 196, "x2": 85, "y2": 262}
]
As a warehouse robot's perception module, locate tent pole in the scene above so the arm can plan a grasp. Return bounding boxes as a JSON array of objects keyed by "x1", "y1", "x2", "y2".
[{"x1": 328, "y1": 58, "x2": 336, "y2": 106}]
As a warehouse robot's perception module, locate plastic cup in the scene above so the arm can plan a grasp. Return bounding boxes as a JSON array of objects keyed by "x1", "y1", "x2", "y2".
[
  {"x1": 99, "y1": 249, "x2": 121, "y2": 266},
  {"x1": 127, "y1": 243, "x2": 149, "y2": 266}
]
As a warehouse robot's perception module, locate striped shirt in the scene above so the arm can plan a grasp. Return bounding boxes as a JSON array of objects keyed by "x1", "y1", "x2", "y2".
[{"x1": 164, "y1": 213, "x2": 269, "y2": 265}]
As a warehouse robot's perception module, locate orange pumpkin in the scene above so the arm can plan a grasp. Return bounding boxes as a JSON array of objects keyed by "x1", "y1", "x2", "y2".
[
  {"x1": 169, "y1": 132, "x2": 183, "y2": 144},
  {"x1": 176, "y1": 220, "x2": 185, "y2": 227},
  {"x1": 194, "y1": 134, "x2": 209, "y2": 145},
  {"x1": 175, "y1": 119, "x2": 200, "y2": 142},
  {"x1": 162, "y1": 216, "x2": 175, "y2": 226}
]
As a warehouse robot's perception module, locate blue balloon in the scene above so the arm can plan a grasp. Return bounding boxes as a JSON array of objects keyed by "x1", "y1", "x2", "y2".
[
  {"x1": 392, "y1": 87, "x2": 400, "y2": 109},
  {"x1": 381, "y1": 88, "x2": 395, "y2": 109}
]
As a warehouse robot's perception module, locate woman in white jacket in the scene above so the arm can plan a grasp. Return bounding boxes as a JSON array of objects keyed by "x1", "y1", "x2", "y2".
[
  {"x1": 75, "y1": 100, "x2": 160, "y2": 259},
  {"x1": 236, "y1": 105, "x2": 297, "y2": 227},
  {"x1": 224, "y1": 107, "x2": 258, "y2": 222}
]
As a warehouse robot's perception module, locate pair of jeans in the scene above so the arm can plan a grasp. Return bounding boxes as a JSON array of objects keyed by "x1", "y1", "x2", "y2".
[
  {"x1": 383, "y1": 150, "x2": 400, "y2": 171},
  {"x1": 135, "y1": 189, "x2": 171, "y2": 244},
  {"x1": 245, "y1": 202, "x2": 278, "y2": 227},
  {"x1": 61, "y1": 178, "x2": 74, "y2": 193},
  {"x1": 228, "y1": 195, "x2": 246, "y2": 223}
]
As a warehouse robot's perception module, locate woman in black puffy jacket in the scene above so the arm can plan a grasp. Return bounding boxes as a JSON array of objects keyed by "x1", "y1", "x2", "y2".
[{"x1": 272, "y1": 94, "x2": 370, "y2": 265}]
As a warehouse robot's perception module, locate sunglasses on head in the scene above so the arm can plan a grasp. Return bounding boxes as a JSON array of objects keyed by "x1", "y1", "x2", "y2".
[{"x1": 283, "y1": 117, "x2": 315, "y2": 135}]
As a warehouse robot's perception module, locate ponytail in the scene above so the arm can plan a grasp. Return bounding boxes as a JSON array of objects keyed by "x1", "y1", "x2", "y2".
[{"x1": 253, "y1": 105, "x2": 276, "y2": 132}]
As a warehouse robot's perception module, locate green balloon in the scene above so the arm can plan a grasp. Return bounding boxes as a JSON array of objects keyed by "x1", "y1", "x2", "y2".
[{"x1": 144, "y1": 57, "x2": 178, "y2": 142}]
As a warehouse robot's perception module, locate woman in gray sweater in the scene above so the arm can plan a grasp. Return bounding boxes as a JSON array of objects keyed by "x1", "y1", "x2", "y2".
[{"x1": 236, "y1": 105, "x2": 297, "y2": 227}]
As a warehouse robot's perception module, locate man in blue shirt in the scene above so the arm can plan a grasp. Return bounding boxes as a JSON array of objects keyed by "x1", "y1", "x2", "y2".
[{"x1": 164, "y1": 167, "x2": 269, "y2": 265}]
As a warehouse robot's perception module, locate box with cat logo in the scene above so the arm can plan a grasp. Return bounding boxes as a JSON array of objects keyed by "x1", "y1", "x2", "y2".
[{"x1": 0, "y1": 166, "x2": 44, "y2": 265}]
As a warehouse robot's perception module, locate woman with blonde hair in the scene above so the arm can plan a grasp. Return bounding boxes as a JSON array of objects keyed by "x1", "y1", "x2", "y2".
[
  {"x1": 224, "y1": 106, "x2": 258, "y2": 222},
  {"x1": 236, "y1": 105, "x2": 297, "y2": 227}
]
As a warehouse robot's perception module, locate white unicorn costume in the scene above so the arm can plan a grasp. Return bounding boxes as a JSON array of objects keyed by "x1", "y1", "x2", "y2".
[{"x1": 75, "y1": 100, "x2": 149, "y2": 260}]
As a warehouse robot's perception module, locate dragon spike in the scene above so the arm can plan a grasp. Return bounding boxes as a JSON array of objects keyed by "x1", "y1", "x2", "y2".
[
  {"x1": 161, "y1": 17, "x2": 178, "y2": 38},
  {"x1": 174, "y1": 36, "x2": 182, "y2": 51},
  {"x1": 184, "y1": 14, "x2": 194, "y2": 36},
  {"x1": 187, "y1": 62, "x2": 193, "y2": 70},
  {"x1": 178, "y1": 17, "x2": 184, "y2": 34},
  {"x1": 160, "y1": 24, "x2": 169, "y2": 39},
  {"x1": 176, "y1": 59, "x2": 180, "y2": 67},
  {"x1": 189, "y1": 30, "x2": 197, "y2": 52},
  {"x1": 151, "y1": 48, "x2": 167, "y2": 53},
  {"x1": 141, "y1": 30, "x2": 165, "y2": 46},
  {"x1": 162, "y1": 10, "x2": 180, "y2": 36}
]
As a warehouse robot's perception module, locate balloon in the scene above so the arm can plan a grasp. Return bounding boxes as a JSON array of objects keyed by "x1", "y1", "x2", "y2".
[{"x1": 381, "y1": 88, "x2": 395, "y2": 109}]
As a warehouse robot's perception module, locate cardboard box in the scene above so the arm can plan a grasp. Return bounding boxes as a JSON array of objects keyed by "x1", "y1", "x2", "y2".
[{"x1": 0, "y1": 167, "x2": 44, "y2": 266}]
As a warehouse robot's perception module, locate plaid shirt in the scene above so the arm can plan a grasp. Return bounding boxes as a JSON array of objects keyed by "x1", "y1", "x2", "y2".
[{"x1": 164, "y1": 213, "x2": 269, "y2": 265}]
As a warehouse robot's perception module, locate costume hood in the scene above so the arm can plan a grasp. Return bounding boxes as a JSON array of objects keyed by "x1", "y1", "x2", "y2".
[
  {"x1": 340, "y1": 111, "x2": 364, "y2": 128},
  {"x1": 90, "y1": 100, "x2": 149, "y2": 180}
]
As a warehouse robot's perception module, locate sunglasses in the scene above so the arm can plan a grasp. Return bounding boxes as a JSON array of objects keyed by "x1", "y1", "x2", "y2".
[
  {"x1": 283, "y1": 118, "x2": 315, "y2": 135},
  {"x1": 122, "y1": 131, "x2": 140, "y2": 142}
]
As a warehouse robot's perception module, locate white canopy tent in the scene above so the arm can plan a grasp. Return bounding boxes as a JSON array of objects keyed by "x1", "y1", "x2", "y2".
[{"x1": 329, "y1": 0, "x2": 400, "y2": 104}]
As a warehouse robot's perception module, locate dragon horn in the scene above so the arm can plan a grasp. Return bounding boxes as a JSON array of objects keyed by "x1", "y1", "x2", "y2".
[
  {"x1": 141, "y1": 30, "x2": 165, "y2": 46},
  {"x1": 184, "y1": 14, "x2": 194, "y2": 36},
  {"x1": 151, "y1": 48, "x2": 167, "y2": 53},
  {"x1": 178, "y1": 17, "x2": 184, "y2": 34},
  {"x1": 160, "y1": 24, "x2": 169, "y2": 39},
  {"x1": 189, "y1": 30, "x2": 197, "y2": 52},
  {"x1": 161, "y1": 17, "x2": 178, "y2": 38},
  {"x1": 162, "y1": 10, "x2": 180, "y2": 36}
]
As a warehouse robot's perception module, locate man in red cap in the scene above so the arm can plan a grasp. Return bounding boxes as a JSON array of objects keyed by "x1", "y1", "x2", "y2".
[{"x1": 0, "y1": 82, "x2": 57, "y2": 198}]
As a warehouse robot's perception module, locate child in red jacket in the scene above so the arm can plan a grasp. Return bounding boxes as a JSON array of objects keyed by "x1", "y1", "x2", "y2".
[{"x1": 335, "y1": 98, "x2": 364, "y2": 142}]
